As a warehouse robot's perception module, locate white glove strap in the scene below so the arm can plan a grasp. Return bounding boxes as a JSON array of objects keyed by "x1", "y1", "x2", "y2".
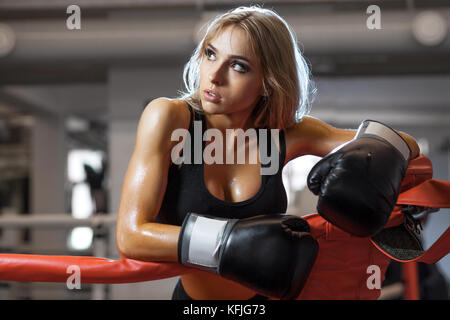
[
  {"x1": 355, "y1": 120, "x2": 411, "y2": 161},
  {"x1": 186, "y1": 214, "x2": 229, "y2": 268}
]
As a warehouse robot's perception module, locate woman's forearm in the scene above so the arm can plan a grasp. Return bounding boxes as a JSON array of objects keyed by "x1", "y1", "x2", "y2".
[{"x1": 116, "y1": 222, "x2": 181, "y2": 263}]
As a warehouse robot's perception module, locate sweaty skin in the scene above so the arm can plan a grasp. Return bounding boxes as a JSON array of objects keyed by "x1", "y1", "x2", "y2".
[{"x1": 116, "y1": 26, "x2": 420, "y2": 300}]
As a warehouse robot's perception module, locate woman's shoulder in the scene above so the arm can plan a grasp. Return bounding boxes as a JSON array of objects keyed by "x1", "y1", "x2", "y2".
[
  {"x1": 140, "y1": 97, "x2": 192, "y2": 131},
  {"x1": 135, "y1": 97, "x2": 192, "y2": 147},
  {"x1": 143, "y1": 97, "x2": 191, "y2": 120}
]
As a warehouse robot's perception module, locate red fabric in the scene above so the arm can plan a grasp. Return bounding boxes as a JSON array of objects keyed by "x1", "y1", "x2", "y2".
[
  {"x1": 397, "y1": 179, "x2": 450, "y2": 207},
  {"x1": 0, "y1": 154, "x2": 448, "y2": 300},
  {"x1": 398, "y1": 154, "x2": 433, "y2": 193},
  {"x1": 296, "y1": 212, "x2": 396, "y2": 299},
  {"x1": 402, "y1": 262, "x2": 420, "y2": 300}
]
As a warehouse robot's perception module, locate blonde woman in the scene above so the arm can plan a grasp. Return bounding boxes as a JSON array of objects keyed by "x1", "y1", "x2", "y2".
[{"x1": 116, "y1": 6, "x2": 420, "y2": 300}]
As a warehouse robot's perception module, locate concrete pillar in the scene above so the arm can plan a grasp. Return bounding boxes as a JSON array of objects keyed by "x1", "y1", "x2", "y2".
[
  {"x1": 30, "y1": 114, "x2": 68, "y2": 252},
  {"x1": 31, "y1": 114, "x2": 66, "y2": 214}
]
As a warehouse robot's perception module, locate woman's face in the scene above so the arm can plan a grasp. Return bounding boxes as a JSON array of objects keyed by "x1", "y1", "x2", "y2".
[{"x1": 199, "y1": 25, "x2": 265, "y2": 116}]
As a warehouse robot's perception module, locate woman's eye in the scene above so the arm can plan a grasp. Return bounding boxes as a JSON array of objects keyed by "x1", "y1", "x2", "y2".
[
  {"x1": 204, "y1": 48, "x2": 249, "y2": 73},
  {"x1": 232, "y1": 62, "x2": 248, "y2": 73},
  {"x1": 205, "y1": 48, "x2": 215, "y2": 60}
]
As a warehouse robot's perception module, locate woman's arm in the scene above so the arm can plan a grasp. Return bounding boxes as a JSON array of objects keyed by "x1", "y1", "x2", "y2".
[
  {"x1": 115, "y1": 98, "x2": 191, "y2": 262},
  {"x1": 285, "y1": 116, "x2": 420, "y2": 161}
]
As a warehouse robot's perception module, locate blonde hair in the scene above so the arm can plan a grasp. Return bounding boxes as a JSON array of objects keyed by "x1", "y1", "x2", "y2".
[{"x1": 177, "y1": 6, "x2": 316, "y2": 130}]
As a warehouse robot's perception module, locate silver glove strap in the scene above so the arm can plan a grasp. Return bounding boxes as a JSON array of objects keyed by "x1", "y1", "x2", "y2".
[
  {"x1": 355, "y1": 120, "x2": 411, "y2": 161},
  {"x1": 185, "y1": 214, "x2": 229, "y2": 269}
]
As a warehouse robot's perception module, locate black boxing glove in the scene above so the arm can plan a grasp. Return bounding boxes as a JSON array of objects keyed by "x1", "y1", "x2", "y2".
[
  {"x1": 178, "y1": 212, "x2": 318, "y2": 300},
  {"x1": 307, "y1": 120, "x2": 411, "y2": 237}
]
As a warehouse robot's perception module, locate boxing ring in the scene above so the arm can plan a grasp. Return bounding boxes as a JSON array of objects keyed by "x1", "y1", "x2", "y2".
[{"x1": 0, "y1": 155, "x2": 449, "y2": 300}]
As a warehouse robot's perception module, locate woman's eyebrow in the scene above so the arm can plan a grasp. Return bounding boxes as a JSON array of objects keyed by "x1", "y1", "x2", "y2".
[{"x1": 207, "y1": 43, "x2": 253, "y2": 66}]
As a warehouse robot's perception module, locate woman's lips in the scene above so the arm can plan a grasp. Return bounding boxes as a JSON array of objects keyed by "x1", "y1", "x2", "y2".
[{"x1": 203, "y1": 89, "x2": 222, "y2": 103}]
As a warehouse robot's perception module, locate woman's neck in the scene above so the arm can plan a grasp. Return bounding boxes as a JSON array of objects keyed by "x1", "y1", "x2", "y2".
[{"x1": 204, "y1": 109, "x2": 255, "y2": 135}]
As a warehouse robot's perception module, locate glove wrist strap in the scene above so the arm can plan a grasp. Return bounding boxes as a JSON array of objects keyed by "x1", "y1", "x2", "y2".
[
  {"x1": 179, "y1": 212, "x2": 237, "y2": 273},
  {"x1": 355, "y1": 120, "x2": 411, "y2": 161}
]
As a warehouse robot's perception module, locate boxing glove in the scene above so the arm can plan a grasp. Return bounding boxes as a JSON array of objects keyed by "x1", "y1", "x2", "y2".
[
  {"x1": 307, "y1": 120, "x2": 411, "y2": 237},
  {"x1": 178, "y1": 212, "x2": 318, "y2": 300}
]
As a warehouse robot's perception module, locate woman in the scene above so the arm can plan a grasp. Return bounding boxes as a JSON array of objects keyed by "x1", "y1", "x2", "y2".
[{"x1": 116, "y1": 6, "x2": 420, "y2": 300}]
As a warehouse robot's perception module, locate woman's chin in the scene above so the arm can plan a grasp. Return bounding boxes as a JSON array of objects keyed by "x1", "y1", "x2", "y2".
[{"x1": 201, "y1": 101, "x2": 225, "y2": 114}]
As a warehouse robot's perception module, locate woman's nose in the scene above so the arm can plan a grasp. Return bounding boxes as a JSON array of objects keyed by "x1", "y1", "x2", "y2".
[{"x1": 208, "y1": 65, "x2": 224, "y2": 85}]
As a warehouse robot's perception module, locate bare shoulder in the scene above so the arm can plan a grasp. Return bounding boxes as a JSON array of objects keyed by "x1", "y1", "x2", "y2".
[
  {"x1": 140, "y1": 97, "x2": 191, "y2": 133},
  {"x1": 284, "y1": 115, "x2": 355, "y2": 161},
  {"x1": 136, "y1": 97, "x2": 191, "y2": 148}
]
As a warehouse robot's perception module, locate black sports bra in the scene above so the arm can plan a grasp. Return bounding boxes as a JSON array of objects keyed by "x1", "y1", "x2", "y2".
[{"x1": 157, "y1": 103, "x2": 288, "y2": 225}]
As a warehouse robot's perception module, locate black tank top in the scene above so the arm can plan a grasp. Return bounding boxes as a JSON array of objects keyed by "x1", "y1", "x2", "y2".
[{"x1": 157, "y1": 104, "x2": 288, "y2": 226}]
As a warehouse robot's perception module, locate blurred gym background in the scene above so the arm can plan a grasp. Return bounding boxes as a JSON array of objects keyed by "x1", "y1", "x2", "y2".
[{"x1": 0, "y1": 0, "x2": 448, "y2": 299}]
